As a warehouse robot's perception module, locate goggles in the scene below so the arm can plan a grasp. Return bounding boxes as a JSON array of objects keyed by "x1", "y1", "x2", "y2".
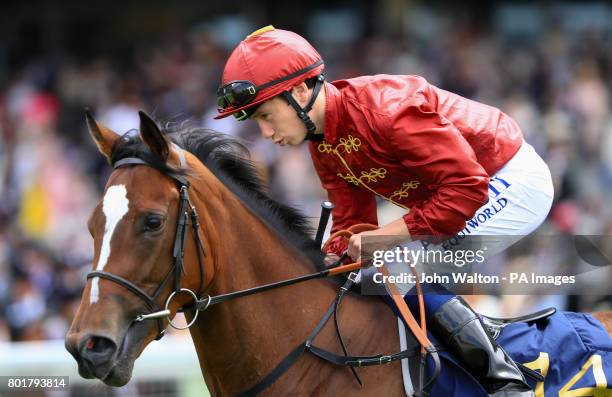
[{"x1": 217, "y1": 81, "x2": 259, "y2": 121}]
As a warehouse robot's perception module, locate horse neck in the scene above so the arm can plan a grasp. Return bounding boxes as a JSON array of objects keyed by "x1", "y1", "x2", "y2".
[{"x1": 186, "y1": 174, "x2": 340, "y2": 395}]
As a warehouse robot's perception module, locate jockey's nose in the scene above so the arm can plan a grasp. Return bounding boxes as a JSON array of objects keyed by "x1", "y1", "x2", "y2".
[{"x1": 257, "y1": 121, "x2": 275, "y2": 139}]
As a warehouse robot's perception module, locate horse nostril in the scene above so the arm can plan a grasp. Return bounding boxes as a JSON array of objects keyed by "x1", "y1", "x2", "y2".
[
  {"x1": 80, "y1": 336, "x2": 117, "y2": 366},
  {"x1": 86, "y1": 337, "x2": 113, "y2": 353}
]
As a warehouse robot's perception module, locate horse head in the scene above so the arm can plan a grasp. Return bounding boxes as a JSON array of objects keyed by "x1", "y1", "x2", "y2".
[{"x1": 65, "y1": 111, "x2": 212, "y2": 386}]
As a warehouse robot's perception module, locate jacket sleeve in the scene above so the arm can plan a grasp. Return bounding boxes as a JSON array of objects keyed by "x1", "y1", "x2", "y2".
[
  {"x1": 381, "y1": 97, "x2": 489, "y2": 238},
  {"x1": 308, "y1": 143, "x2": 378, "y2": 255}
]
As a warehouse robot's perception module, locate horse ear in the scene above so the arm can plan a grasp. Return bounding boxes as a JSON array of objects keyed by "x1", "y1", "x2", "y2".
[
  {"x1": 85, "y1": 110, "x2": 120, "y2": 161},
  {"x1": 138, "y1": 111, "x2": 169, "y2": 160}
]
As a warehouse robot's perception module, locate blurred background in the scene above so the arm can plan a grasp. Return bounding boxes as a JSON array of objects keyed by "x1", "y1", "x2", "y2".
[{"x1": 0, "y1": 0, "x2": 611, "y2": 395}]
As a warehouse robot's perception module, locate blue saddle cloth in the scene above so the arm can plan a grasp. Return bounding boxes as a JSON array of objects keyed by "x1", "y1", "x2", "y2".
[
  {"x1": 498, "y1": 311, "x2": 612, "y2": 396},
  {"x1": 411, "y1": 312, "x2": 612, "y2": 396}
]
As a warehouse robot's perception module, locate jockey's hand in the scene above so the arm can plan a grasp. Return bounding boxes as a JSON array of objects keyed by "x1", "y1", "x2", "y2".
[
  {"x1": 347, "y1": 218, "x2": 411, "y2": 263},
  {"x1": 323, "y1": 253, "x2": 341, "y2": 267},
  {"x1": 347, "y1": 233, "x2": 363, "y2": 262}
]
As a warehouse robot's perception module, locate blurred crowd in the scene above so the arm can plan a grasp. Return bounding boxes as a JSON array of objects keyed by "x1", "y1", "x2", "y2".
[{"x1": 1, "y1": 3, "x2": 611, "y2": 343}]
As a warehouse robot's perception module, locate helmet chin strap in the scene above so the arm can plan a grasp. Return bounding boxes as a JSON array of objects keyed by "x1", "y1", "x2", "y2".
[{"x1": 282, "y1": 75, "x2": 325, "y2": 141}]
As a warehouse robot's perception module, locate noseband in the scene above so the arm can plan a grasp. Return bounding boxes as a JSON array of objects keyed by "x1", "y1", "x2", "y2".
[{"x1": 86, "y1": 157, "x2": 207, "y2": 340}]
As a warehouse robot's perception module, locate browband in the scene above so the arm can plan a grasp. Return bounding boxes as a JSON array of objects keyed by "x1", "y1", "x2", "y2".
[
  {"x1": 113, "y1": 156, "x2": 189, "y2": 187},
  {"x1": 113, "y1": 144, "x2": 187, "y2": 170},
  {"x1": 113, "y1": 158, "x2": 149, "y2": 168}
]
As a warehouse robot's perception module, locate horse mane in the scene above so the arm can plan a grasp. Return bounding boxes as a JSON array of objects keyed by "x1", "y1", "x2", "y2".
[{"x1": 109, "y1": 123, "x2": 326, "y2": 270}]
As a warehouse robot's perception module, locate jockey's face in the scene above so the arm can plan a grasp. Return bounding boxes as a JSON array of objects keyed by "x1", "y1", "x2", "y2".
[{"x1": 250, "y1": 82, "x2": 312, "y2": 146}]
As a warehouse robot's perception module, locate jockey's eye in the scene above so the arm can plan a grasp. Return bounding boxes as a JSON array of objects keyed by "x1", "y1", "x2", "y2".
[{"x1": 144, "y1": 215, "x2": 164, "y2": 232}]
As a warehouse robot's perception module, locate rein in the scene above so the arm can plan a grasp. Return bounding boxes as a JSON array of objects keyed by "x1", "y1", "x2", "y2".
[{"x1": 92, "y1": 156, "x2": 440, "y2": 396}]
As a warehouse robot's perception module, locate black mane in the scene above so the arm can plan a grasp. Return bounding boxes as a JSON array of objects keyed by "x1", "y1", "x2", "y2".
[{"x1": 110, "y1": 123, "x2": 325, "y2": 269}]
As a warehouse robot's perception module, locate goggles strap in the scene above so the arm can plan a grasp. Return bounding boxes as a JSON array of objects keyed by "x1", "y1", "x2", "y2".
[{"x1": 282, "y1": 75, "x2": 325, "y2": 141}]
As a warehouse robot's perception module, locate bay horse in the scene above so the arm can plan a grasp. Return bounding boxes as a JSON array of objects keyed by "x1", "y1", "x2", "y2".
[{"x1": 66, "y1": 111, "x2": 612, "y2": 396}]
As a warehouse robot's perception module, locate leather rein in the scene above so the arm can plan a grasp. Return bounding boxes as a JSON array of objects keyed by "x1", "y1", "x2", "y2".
[{"x1": 86, "y1": 156, "x2": 441, "y2": 397}]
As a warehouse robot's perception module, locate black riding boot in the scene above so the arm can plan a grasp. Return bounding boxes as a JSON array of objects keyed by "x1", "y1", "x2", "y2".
[{"x1": 429, "y1": 296, "x2": 534, "y2": 397}]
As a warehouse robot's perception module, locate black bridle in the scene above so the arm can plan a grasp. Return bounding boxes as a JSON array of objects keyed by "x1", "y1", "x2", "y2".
[
  {"x1": 86, "y1": 157, "x2": 207, "y2": 340},
  {"x1": 85, "y1": 155, "x2": 441, "y2": 396}
]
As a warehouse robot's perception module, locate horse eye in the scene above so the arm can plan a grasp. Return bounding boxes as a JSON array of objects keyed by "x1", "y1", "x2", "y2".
[{"x1": 144, "y1": 215, "x2": 164, "y2": 231}]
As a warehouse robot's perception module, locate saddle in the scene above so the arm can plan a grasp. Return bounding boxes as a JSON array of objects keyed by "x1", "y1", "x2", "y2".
[{"x1": 482, "y1": 307, "x2": 557, "y2": 340}]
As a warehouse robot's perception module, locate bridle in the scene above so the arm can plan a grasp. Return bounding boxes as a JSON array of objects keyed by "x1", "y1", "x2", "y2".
[
  {"x1": 85, "y1": 153, "x2": 442, "y2": 396},
  {"x1": 86, "y1": 156, "x2": 207, "y2": 340},
  {"x1": 84, "y1": 154, "x2": 360, "y2": 340}
]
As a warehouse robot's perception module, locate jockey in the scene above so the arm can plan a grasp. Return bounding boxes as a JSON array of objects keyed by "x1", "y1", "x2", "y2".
[{"x1": 216, "y1": 26, "x2": 553, "y2": 397}]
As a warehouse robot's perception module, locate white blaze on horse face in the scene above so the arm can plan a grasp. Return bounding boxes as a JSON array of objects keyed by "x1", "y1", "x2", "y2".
[{"x1": 89, "y1": 184, "x2": 130, "y2": 305}]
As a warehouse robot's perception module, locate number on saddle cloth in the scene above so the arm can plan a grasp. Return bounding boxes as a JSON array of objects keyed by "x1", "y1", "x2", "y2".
[
  {"x1": 497, "y1": 310, "x2": 612, "y2": 396},
  {"x1": 402, "y1": 308, "x2": 609, "y2": 396}
]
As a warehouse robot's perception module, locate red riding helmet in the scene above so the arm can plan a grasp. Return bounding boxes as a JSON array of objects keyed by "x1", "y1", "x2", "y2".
[{"x1": 215, "y1": 26, "x2": 325, "y2": 121}]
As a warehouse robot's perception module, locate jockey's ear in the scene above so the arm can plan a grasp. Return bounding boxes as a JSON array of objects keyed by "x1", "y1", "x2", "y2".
[
  {"x1": 138, "y1": 111, "x2": 169, "y2": 161},
  {"x1": 85, "y1": 110, "x2": 120, "y2": 162},
  {"x1": 290, "y1": 81, "x2": 310, "y2": 105}
]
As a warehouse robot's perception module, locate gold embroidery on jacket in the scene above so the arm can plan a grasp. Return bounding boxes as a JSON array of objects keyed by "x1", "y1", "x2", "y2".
[
  {"x1": 317, "y1": 137, "x2": 410, "y2": 210},
  {"x1": 337, "y1": 136, "x2": 361, "y2": 153},
  {"x1": 360, "y1": 168, "x2": 387, "y2": 183},
  {"x1": 337, "y1": 172, "x2": 361, "y2": 186},
  {"x1": 390, "y1": 181, "x2": 421, "y2": 200},
  {"x1": 317, "y1": 135, "x2": 362, "y2": 154},
  {"x1": 317, "y1": 142, "x2": 334, "y2": 154},
  {"x1": 337, "y1": 168, "x2": 387, "y2": 186}
]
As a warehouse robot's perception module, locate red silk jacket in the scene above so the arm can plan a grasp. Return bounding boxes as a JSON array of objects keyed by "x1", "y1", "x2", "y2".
[{"x1": 309, "y1": 75, "x2": 523, "y2": 253}]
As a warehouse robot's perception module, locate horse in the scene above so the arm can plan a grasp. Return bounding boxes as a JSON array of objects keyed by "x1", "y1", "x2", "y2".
[{"x1": 66, "y1": 111, "x2": 612, "y2": 396}]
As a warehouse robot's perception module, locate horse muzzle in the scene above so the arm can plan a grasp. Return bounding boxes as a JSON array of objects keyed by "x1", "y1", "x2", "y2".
[
  {"x1": 65, "y1": 332, "x2": 119, "y2": 380},
  {"x1": 65, "y1": 323, "x2": 144, "y2": 387}
]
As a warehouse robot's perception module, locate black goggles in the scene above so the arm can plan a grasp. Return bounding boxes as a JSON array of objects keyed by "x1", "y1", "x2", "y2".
[
  {"x1": 217, "y1": 81, "x2": 256, "y2": 109},
  {"x1": 216, "y1": 81, "x2": 260, "y2": 121}
]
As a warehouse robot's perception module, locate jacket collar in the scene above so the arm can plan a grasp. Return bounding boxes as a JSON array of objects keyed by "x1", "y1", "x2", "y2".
[{"x1": 322, "y1": 81, "x2": 343, "y2": 144}]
